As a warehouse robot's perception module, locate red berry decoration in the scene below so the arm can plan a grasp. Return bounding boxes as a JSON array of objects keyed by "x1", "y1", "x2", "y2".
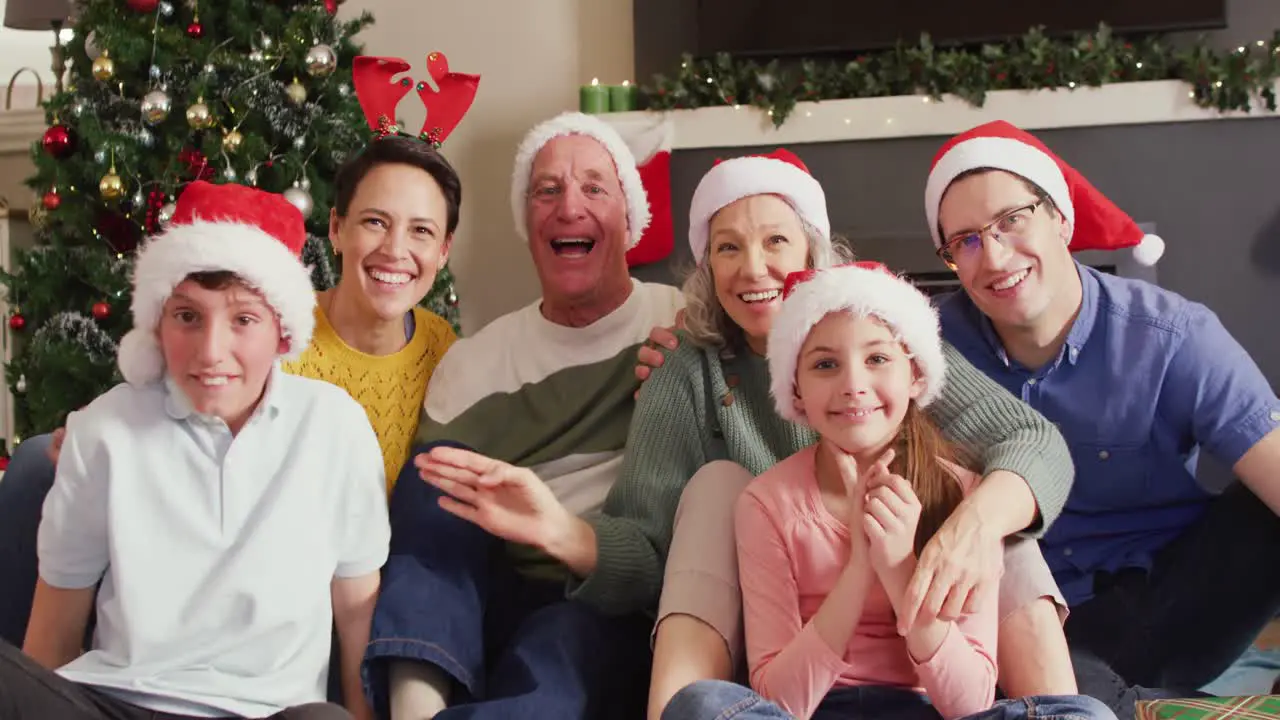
[
  {"x1": 126, "y1": 0, "x2": 159, "y2": 11},
  {"x1": 187, "y1": 21, "x2": 204, "y2": 39},
  {"x1": 8, "y1": 313, "x2": 25, "y2": 331},
  {"x1": 42, "y1": 189, "x2": 61, "y2": 211},
  {"x1": 41, "y1": 125, "x2": 75, "y2": 159},
  {"x1": 92, "y1": 302, "x2": 111, "y2": 320}
]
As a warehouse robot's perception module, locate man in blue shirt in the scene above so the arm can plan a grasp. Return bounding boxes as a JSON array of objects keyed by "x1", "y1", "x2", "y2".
[{"x1": 923, "y1": 121, "x2": 1280, "y2": 713}]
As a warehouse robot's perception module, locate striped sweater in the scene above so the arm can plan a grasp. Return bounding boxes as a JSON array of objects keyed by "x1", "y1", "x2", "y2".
[
  {"x1": 416, "y1": 279, "x2": 686, "y2": 575},
  {"x1": 572, "y1": 337, "x2": 1074, "y2": 615}
]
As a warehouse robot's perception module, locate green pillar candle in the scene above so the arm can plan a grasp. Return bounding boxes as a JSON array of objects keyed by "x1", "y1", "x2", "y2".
[
  {"x1": 580, "y1": 78, "x2": 609, "y2": 114},
  {"x1": 608, "y1": 81, "x2": 637, "y2": 112}
]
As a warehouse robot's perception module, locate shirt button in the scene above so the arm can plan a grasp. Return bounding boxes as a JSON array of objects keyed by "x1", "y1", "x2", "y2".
[
  {"x1": 1027, "y1": 378, "x2": 1037, "y2": 386},
  {"x1": 1271, "y1": 410, "x2": 1280, "y2": 422},
  {"x1": 1098, "y1": 450, "x2": 1110, "y2": 460}
]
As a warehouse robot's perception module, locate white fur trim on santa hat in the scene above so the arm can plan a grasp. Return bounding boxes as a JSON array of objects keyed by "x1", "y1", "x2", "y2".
[
  {"x1": 924, "y1": 136, "x2": 1073, "y2": 248},
  {"x1": 510, "y1": 112, "x2": 651, "y2": 249},
  {"x1": 768, "y1": 266, "x2": 946, "y2": 423},
  {"x1": 1133, "y1": 233, "x2": 1165, "y2": 266},
  {"x1": 119, "y1": 219, "x2": 316, "y2": 386},
  {"x1": 689, "y1": 155, "x2": 831, "y2": 264}
]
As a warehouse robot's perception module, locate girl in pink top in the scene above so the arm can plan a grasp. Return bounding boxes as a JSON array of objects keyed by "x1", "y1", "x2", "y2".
[{"x1": 659, "y1": 263, "x2": 1114, "y2": 720}]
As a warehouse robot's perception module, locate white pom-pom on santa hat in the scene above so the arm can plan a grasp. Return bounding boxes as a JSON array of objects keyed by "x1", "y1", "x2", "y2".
[
  {"x1": 509, "y1": 111, "x2": 650, "y2": 249},
  {"x1": 767, "y1": 262, "x2": 947, "y2": 424},
  {"x1": 688, "y1": 148, "x2": 830, "y2": 265},
  {"x1": 925, "y1": 120, "x2": 1165, "y2": 265},
  {"x1": 119, "y1": 181, "x2": 316, "y2": 386}
]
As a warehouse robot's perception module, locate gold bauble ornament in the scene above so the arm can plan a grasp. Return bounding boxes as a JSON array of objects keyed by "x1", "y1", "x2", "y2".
[
  {"x1": 222, "y1": 129, "x2": 244, "y2": 152},
  {"x1": 186, "y1": 97, "x2": 213, "y2": 129},
  {"x1": 92, "y1": 51, "x2": 115, "y2": 81},
  {"x1": 141, "y1": 89, "x2": 172, "y2": 125},
  {"x1": 99, "y1": 168, "x2": 125, "y2": 200},
  {"x1": 286, "y1": 78, "x2": 307, "y2": 105}
]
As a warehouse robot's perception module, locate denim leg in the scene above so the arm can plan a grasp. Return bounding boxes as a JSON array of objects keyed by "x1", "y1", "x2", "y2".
[
  {"x1": 1066, "y1": 482, "x2": 1280, "y2": 693},
  {"x1": 362, "y1": 442, "x2": 498, "y2": 718},
  {"x1": 962, "y1": 695, "x2": 1118, "y2": 720},
  {"x1": 1070, "y1": 649, "x2": 1183, "y2": 720},
  {"x1": 660, "y1": 680, "x2": 792, "y2": 720},
  {"x1": 0, "y1": 433, "x2": 56, "y2": 647},
  {"x1": 439, "y1": 584, "x2": 652, "y2": 720}
]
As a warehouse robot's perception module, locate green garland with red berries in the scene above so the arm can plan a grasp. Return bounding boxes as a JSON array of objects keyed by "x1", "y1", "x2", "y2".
[{"x1": 639, "y1": 24, "x2": 1280, "y2": 127}]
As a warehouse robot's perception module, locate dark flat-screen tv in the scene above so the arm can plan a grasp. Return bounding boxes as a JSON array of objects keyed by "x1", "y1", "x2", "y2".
[{"x1": 696, "y1": 0, "x2": 1228, "y2": 58}]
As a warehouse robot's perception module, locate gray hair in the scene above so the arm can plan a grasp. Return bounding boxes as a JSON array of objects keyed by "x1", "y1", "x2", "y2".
[{"x1": 680, "y1": 218, "x2": 853, "y2": 355}]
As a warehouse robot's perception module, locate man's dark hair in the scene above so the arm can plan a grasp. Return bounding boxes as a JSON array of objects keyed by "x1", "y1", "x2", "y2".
[
  {"x1": 333, "y1": 136, "x2": 463, "y2": 236},
  {"x1": 184, "y1": 270, "x2": 243, "y2": 290},
  {"x1": 937, "y1": 167, "x2": 1059, "y2": 243}
]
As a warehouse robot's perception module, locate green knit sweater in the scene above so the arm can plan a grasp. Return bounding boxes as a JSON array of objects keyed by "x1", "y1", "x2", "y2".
[{"x1": 571, "y1": 336, "x2": 1073, "y2": 615}]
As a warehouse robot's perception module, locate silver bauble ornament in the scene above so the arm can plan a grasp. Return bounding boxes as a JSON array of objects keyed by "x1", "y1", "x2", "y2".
[
  {"x1": 283, "y1": 184, "x2": 313, "y2": 218},
  {"x1": 304, "y1": 44, "x2": 337, "y2": 78},
  {"x1": 158, "y1": 202, "x2": 176, "y2": 226},
  {"x1": 16, "y1": 375, "x2": 26, "y2": 393},
  {"x1": 84, "y1": 31, "x2": 101, "y2": 59},
  {"x1": 141, "y1": 89, "x2": 172, "y2": 125}
]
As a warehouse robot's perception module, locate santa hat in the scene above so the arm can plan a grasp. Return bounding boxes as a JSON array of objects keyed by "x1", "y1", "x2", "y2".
[
  {"x1": 117, "y1": 181, "x2": 316, "y2": 386},
  {"x1": 924, "y1": 120, "x2": 1164, "y2": 266},
  {"x1": 510, "y1": 111, "x2": 650, "y2": 249},
  {"x1": 768, "y1": 261, "x2": 946, "y2": 423},
  {"x1": 688, "y1": 148, "x2": 830, "y2": 264}
]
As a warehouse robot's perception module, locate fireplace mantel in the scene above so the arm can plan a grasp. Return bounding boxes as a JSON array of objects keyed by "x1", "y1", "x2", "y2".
[{"x1": 601, "y1": 79, "x2": 1280, "y2": 151}]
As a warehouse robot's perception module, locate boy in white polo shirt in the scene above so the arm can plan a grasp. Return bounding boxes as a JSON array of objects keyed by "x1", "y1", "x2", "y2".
[{"x1": 0, "y1": 181, "x2": 390, "y2": 720}]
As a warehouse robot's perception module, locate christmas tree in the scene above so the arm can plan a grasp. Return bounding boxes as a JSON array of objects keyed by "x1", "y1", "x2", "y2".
[{"x1": 4, "y1": 0, "x2": 463, "y2": 440}]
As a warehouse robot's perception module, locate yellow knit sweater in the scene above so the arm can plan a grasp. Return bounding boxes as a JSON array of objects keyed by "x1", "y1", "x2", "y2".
[{"x1": 282, "y1": 305, "x2": 456, "y2": 493}]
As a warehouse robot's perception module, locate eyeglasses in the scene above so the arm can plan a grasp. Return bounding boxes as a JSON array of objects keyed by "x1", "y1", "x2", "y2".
[{"x1": 936, "y1": 199, "x2": 1045, "y2": 270}]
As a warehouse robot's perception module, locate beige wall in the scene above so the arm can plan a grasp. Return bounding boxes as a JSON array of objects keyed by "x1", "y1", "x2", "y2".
[{"x1": 340, "y1": 0, "x2": 635, "y2": 334}]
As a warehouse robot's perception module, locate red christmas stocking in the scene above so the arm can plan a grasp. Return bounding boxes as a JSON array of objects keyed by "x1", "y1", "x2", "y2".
[{"x1": 615, "y1": 117, "x2": 675, "y2": 268}]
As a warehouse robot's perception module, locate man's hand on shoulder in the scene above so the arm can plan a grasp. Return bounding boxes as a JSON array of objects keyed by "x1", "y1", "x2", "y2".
[{"x1": 633, "y1": 309, "x2": 687, "y2": 397}]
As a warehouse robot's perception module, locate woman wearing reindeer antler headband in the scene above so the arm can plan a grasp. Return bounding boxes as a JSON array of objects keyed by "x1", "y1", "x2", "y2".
[{"x1": 282, "y1": 52, "x2": 481, "y2": 492}]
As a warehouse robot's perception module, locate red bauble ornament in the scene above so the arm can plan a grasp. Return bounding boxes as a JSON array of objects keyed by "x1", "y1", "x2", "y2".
[
  {"x1": 126, "y1": 0, "x2": 160, "y2": 11},
  {"x1": 42, "y1": 189, "x2": 61, "y2": 211},
  {"x1": 8, "y1": 314, "x2": 25, "y2": 331},
  {"x1": 92, "y1": 302, "x2": 111, "y2": 320},
  {"x1": 41, "y1": 125, "x2": 74, "y2": 159},
  {"x1": 187, "y1": 21, "x2": 204, "y2": 39}
]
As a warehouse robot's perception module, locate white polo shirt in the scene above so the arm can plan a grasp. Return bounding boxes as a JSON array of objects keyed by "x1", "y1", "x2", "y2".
[{"x1": 37, "y1": 366, "x2": 390, "y2": 718}]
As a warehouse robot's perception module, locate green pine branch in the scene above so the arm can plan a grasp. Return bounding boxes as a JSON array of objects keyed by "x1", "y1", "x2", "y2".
[{"x1": 640, "y1": 24, "x2": 1280, "y2": 127}]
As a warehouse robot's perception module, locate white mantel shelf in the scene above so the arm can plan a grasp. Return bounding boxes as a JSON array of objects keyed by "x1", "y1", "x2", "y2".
[{"x1": 601, "y1": 79, "x2": 1280, "y2": 150}]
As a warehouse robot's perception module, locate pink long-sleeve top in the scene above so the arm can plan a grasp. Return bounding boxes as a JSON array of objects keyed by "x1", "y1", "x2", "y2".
[{"x1": 735, "y1": 445, "x2": 998, "y2": 720}]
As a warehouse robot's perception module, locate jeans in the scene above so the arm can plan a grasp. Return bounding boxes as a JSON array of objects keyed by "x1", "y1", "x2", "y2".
[
  {"x1": 661, "y1": 680, "x2": 1117, "y2": 720},
  {"x1": 0, "y1": 433, "x2": 56, "y2": 648},
  {"x1": 0, "y1": 639, "x2": 352, "y2": 720},
  {"x1": 363, "y1": 443, "x2": 652, "y2": 719},
  {"x1": 1065, "y1": 482, "x2": 1280, "y2": 712}
]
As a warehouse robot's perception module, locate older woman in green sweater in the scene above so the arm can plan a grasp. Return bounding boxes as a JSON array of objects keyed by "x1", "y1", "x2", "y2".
[{"x1": 568, "y1": 150, "x2": 1079, "y2": 719}]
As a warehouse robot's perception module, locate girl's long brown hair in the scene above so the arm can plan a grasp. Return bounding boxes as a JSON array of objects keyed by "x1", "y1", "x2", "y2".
[{"x1": 886, "y1": 402, "x2": 973, "y2": 555}]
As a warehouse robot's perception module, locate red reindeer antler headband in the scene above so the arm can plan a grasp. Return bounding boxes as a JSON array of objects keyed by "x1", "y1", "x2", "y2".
[{"x1": 352, "y1": 52, "x2": 480, "y2": 147}]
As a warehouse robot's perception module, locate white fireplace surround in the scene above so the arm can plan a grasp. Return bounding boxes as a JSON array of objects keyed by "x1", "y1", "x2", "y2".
[{"x1": 598, "y1": 79, "x2": 1280, "y2": 154}]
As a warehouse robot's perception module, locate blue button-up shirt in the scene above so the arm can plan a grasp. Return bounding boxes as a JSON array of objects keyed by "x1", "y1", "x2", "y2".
[{"x1": 939, "y1": 263, "x2": 1280, "y2": 605}]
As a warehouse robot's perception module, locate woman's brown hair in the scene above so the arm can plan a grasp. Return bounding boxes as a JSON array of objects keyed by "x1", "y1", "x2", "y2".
[{"x1": 886, "y1": 401, "x2": 974, "y2": 555}]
